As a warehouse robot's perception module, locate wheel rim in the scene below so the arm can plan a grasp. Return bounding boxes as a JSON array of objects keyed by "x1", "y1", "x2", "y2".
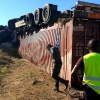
[
  {"x1": 35, "y1": 11, "x2": 39, "y2": 22},
  {"x1": 44, "y1": 8, "x2": 48, "y2": 19}
]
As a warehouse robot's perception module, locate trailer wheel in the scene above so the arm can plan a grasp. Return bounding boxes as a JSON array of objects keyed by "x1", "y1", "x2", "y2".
[
  {"x1": 56, "y1": 11, "x2": 61, "y2": 20},
  {"x1": 62, "y1": 10, "x2": 72, "y2": 17},
  {"x1": 34, "y1": 8, "x2": 43, "y2": 25},
  {"x1": 20, "y1": 15, "x2": 26, "y2": 20},
  {"x1": 62, "y1": 10, "x2": 71, "y2": 14},
  {"x1": 57, "y1": 11, "x2": 61, "y2": 16},
  {"x1": 42, "y1": 4, "x2": 57, "y2": 24},
  {"x1": 26, "y1": 13, "x2": 35, "y2": 28},
  {"x1": 0, "y1": 25, "x2": 5, "y2": 30},
  {"x1": 8, "y1": 18, "x2": 19, "y2": 30}
]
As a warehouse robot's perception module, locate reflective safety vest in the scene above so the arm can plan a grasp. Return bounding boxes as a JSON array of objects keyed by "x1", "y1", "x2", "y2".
[{"x1": 83, "y1": 52, "x2": 100, "y2": 94}]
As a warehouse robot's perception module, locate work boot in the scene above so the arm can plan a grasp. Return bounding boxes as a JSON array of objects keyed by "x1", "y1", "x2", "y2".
[{"x1": 53, "y1": 79, "x2": 59, "y2": 91}]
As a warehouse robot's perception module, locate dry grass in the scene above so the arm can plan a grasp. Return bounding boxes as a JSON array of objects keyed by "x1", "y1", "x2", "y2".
[{"x1": 0, "y1": 46, "x2": 83, "y2": 100}]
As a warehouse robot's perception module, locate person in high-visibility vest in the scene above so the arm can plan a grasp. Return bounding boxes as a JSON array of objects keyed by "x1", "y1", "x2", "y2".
[{"x1": 71, "y1": 39, "x2": 100, "y2": 100}]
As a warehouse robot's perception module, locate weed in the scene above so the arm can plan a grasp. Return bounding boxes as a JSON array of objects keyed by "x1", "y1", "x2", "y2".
[
  {"x1": 11, "y1": 96, "x2": 18, "y2": 100},
  {"x1": 29, "y1": 72, "x2": 34, "y2": 78},
  {"x1": 0, "y1": 66, "x2": 8, "y2": 85},
  {"x1": 0, "y1": 66, "x2": 8, "y2": 73}
]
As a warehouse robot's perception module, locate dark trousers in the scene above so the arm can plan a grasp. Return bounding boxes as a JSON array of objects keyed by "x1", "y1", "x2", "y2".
[
  {"x1": 52, "y1": 64, "x2": 62, "y2": 88},
  {"x1": 83, "y1": 84, "x2": 100, "y2": 100}
]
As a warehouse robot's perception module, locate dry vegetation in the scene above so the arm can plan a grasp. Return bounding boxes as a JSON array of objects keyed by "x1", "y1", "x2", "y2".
[{"x1": 0, "y1": 46, "x2": 83, "y2": 100}]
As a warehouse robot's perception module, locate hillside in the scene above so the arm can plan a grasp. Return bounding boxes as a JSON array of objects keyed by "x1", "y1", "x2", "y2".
[{"x1": 0, "y1": 46, "x2": 83, "y2": 100}]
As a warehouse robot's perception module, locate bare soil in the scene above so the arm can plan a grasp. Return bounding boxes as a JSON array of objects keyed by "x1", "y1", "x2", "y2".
[{"x1": 0, "y1": 46, "x2": 84, "y2": 100}]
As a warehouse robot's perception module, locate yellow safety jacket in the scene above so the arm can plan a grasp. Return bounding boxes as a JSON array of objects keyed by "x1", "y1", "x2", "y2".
[{"x1": 83, "y1": 52, "x2": 100, "y2": 94}]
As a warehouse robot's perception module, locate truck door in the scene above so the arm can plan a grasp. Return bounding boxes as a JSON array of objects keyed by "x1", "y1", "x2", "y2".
[{"x1": 72, "y1": 19, "x2": 98, "y2": 68}]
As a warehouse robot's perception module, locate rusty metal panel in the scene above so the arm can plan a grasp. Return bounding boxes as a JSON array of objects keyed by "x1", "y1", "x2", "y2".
[
  {"x1": 65, "y1": 20, "x2": 73, "y2": 84},
  {"x1": 72, "y1": 20, "x2": 99, "y2": 68},
  {"x1": 18, "y1": 18, "x2": 100, "y2": 86},
  {"x1": 18, "y1": 21, "x2": 73, "y2": 83},
  {"x1": 96, "y1": 21, "x2": 100, "y2": 40}
]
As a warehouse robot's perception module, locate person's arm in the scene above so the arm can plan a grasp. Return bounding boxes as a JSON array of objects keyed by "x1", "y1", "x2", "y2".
[
  {"x1": 52, "y1": 47, "x2": 58, "y2": 60},
  {"x1": 71, "y1": 57, "x2": 84, "y2": 88}
]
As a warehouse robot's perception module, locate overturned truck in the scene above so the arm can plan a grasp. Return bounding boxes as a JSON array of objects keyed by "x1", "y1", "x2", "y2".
[{"x1": 1, "y1": 1, "x2": 100, "y2": 86}]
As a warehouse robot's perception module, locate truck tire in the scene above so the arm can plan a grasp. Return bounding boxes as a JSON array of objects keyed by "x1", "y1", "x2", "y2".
[
  {"x1": 56, "y1": 11, "x2": 61, "y2": 19},
  {"x1": 26, "y1": 13, "x2": 35, "y2": 28},
  {"x1": 62, "y1": 10, "x2": 72, "y2": 17},
  {"x1": 57, "y1": 11, "x2": 61, "y2": 15},
  {"x1": 0, "y1": 29, "x2": 12, "y2": 44},
  {"x1": 62, "y1": 10, "x2": 71, "y2": 14},
  {"x1": 8, "y1": 18, "x2": 19, "y2": 30},
  {"x1": 34, "y1": 8, "x2": 43, "y2": 25},
  {"x1": 42, "y1": 4, "x2": 57, "y2": 24},
  {"x1": 0, "y1": 25, "x2": 5, "y2": 30},
  {"x1": 20, "y1": 15, "x2": 26, "y2": 20}
]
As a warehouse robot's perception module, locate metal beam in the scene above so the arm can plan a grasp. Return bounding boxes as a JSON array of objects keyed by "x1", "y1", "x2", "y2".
[
  {"x1": 15, "y1": 19, "x2": 26, "y2": 28},
  {"x1": 76, "y1": 1, "x2": 100, "y2": 9}
]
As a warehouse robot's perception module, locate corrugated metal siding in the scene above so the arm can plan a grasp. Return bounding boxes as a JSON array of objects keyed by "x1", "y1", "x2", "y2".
[
  {"x1": 72, "y1": 20, "x2": 100, "y2": 68},
  {"x1": 18, "y1": 20, "x2": 73, "y2": 84},
  {"x1": 18, "y1": 19, "x2": 100, "y2": 85}
]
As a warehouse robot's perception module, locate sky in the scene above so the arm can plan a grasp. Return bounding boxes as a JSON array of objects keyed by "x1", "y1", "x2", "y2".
[{"x1": 0, "y1": 0, "x2": 100, "y2": 26}]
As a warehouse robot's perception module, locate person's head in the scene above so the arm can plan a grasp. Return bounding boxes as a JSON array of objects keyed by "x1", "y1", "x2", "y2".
[
  {"x1": 46, "y1": 44, "x2": 53, "y2": 51},
  {"x1": 87, "y1": 39, "x2": 99, "y2": 53}
]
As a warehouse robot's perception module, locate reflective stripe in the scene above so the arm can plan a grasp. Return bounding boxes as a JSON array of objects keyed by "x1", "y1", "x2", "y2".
[
  {"x1": 89, "y1": 85, "x2": 100, "y2": 90},
  {"x1": 83, "y1": 76, "x2": 100, "y2": 81}
]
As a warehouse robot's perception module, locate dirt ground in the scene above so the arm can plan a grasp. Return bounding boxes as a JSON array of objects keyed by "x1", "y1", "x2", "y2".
[{"x1": 0, "y1": 46, "x2": 83, "y2": 100}]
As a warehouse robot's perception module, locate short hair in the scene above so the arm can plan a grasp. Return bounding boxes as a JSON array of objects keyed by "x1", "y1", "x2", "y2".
[
  {"x1": 46, "y1": 44, "x2": 53, "y2": 49},
  {"x1": 87, "y1": 39, "x2": 99, "y2": 52}
]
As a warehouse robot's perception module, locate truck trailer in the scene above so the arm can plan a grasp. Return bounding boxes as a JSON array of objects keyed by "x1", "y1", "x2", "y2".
[{"x1": 0, "y1": 1, "x2": 100, "y2": 86}]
